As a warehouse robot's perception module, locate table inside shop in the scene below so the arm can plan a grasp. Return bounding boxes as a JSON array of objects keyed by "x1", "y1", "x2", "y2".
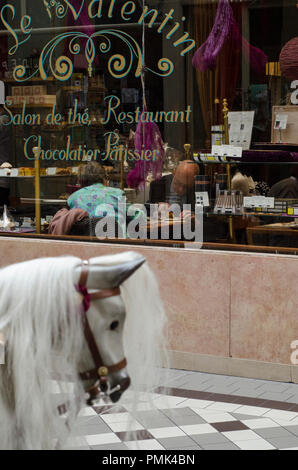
[
  {"x1": 0, "y1": 198, "x2": 68, "y2": 235},
  {"x1": 246, "y1": 222, "x2": 298, "y2": 247},
  {"x1": 146, "y1": 214, "x2": 195, "y2": 240}
]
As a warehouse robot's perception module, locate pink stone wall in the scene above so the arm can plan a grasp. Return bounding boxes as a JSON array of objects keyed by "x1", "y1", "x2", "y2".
[
  {"x1": 0, "y1": 237, "x2": 297, "y2": 366},
  {"x1": 230, "y1": 255, "x2": 298, "y2": 365}
]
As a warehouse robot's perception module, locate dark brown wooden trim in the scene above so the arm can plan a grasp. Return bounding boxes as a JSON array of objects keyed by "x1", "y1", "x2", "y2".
[{"x1": 0, "y1": 232, "x2": 298, "y2": 255}]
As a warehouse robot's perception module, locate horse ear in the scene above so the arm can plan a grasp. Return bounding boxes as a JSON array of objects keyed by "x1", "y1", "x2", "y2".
[
  {"x1": 102, "y1": 255, "x2": 146, "y2": 288},
  {"x1": 75, "y1": 253, "x2": 146, "y2": 290}
]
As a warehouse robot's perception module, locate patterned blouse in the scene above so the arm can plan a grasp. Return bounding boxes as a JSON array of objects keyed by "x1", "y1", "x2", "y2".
[{"x1": 68, "y1": 184, "x2": 144, "y2": 232}]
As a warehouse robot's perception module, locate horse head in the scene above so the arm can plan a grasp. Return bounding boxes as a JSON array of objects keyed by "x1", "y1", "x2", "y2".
[{"x1": 73, "y1": 252, "x2": 145, "y2": 404}]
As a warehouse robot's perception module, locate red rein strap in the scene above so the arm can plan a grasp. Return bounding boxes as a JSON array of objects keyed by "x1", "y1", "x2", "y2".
[
  {"x1": 76, "y1": 260, "x2": 124, "y2": 383},
  {"x1": 77, "y1": 260, "x2": 121, "y2": 312},
  {"x1": 58, "y1": 262, "x2": 125, "y2": 414}
]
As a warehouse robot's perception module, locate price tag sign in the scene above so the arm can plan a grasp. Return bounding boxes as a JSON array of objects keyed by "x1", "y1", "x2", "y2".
[
  {"x1": 212, "y1": 145, "x2": 242, "y2": 158},
  {"x1": 47, "y1": 167, "x2": 57, "y2": 176},
  {"x1": 195, "y1": 192, "x2": 209, "y2": 207},
  {"x1": 212, "y1": 145, "x2": 221, "y2": 156},
  {"x1": 229, "y1": 146, "x2": 243, "y2": 158},
  {"x1": 265, "y1": 197, "x2": 275, "y2": 209},
  {"x1": 274, "y1": 114, "x2": 288, "y2": 130},
  {"x1": 244, "y1": 196, "x2": 275, "y2": 209}
]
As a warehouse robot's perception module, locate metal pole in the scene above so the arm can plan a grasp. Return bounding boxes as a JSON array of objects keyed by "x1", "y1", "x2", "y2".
[
  {"x1": 222, "y1": 99, "x2": 234, "y2": 241},
  {"x1": 33, "y1": 147, "x2": 41, "y2": 234}
]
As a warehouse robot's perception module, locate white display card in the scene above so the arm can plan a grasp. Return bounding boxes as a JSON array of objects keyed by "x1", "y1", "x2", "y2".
[
  {"x1": 47, "y1": 167, "x2": 57, "y2": 176},
  {"x1": 212, "y1": 145, "x2": 221, "y2": 156},
  {"x1": 228, "y1": 111, "x2": 255, "y2": 150},
  {"x1": 244, "y1": 196, "x2": 275, "y2": 209},
  {"x1": 274, "y1": 114, "x2": 288, "y2": 130},
  {"x1": 212, "y1": 145, "x2": 242, "y2": 158},
  {"x1": 195, "y1": 192, "x2": 209, "y2": 207}
]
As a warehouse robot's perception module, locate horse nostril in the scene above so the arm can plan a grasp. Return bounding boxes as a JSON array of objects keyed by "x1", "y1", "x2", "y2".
[{"x1": 99, "y1": 377, "x2": 108, "y2": 393}]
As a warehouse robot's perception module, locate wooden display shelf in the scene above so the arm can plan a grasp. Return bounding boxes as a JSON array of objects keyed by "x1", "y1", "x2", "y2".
[
  {"x1": 9, "y1": 103, "x2": 54, "y2": 108},
  {"x1": 0, "y1": 174, "x2": 75, "y2": 178},
  {"x1": 210, "y1": 210, "x2": 298, "y2": 218},
  {"x1": 40, "y1": 122, "x2": 104, "y2": 131},
  {"x1": 20, "y1": 198, "x2": 67, "y2": 205},
  {"x1": 1, "y1": 231, "x2": 298, "y2": 256},
  {"x1": 2, "y1": 77, "x2": 54, "y2": 83}
]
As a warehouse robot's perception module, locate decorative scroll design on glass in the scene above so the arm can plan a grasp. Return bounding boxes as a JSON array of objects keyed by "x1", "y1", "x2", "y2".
[
  {"x1": 43, "y1": 0, "x2": 69, "y2": 19},
  {"x1": 12, "y1": 30, "x2": 174, "y2": 81}
]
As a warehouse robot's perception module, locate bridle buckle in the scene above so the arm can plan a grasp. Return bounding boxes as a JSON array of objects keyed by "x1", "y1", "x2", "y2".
[{"x1": 98, "y1": 366, "x2": 108, "y2": 377}]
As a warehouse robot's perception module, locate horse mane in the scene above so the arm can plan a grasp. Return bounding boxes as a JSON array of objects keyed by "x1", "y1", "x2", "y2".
[
  {"x1": 121, "y1": 262, "x2": 168, "y2": 399},
  {"x1": 0, "y1": 254, "x2": 168, "y2": 449},
  {"x1": 0, "y1": 256, "x2": 85, "y2": 450}
]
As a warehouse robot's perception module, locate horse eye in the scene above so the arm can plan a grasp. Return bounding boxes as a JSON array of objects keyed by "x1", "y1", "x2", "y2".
[{"x1": 110, "y1": 320, "x2": 119, "y2": 331}]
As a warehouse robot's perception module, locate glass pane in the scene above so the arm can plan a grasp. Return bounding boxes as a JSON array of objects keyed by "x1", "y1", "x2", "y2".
[{"x1": 0, "y1": 0, "x2": 298, "y2": 254}]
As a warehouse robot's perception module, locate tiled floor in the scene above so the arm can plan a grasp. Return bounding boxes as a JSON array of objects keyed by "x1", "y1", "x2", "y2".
[{"x1": 61, "y1": 369, "x2": 298, "y2": 450}]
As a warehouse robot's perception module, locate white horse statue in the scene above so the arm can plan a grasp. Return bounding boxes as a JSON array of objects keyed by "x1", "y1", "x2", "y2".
[{"x1": 0, "y1": 252, "x2": 167, "y2": 450}]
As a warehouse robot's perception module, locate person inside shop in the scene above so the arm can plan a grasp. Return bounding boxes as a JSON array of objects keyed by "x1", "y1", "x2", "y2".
[
  {"x1": 148, "y1": 160, "x2": 228, "y2": 241},
  {"x1": 0, "y1": 104, "x2": 12, "y2": 207},
  {"x1": 149, "y1": 160, "x2": 199, "y2": 214},
  {"x1": 49, "y1": 161, "x2": 144, "y2": 237},
  {"x1": 268, "y1": 167, "x2": 298, "y2": 199},
  {"x1": 264, "y1": 167, "x2": 298, "y2": 247}
]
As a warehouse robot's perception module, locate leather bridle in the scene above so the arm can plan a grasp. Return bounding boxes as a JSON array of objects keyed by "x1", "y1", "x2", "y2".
[{"x1": 77, "y1": 260, "x2": 128, "y2": 405}]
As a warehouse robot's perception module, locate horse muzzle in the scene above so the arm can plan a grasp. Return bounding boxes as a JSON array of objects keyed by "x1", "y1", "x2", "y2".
[{"x1": 84, "y1": 363, "x2": 131, "y2": 405}]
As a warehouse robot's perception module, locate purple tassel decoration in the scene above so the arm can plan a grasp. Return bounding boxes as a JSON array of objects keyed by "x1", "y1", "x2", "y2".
[
  {"x1": 64, "y1": 0, "x2": 98, "y2": 65},
  {"x1": 126, "y1": 115, "x2": 165, "y2": 190},
  {"x1": 192, "y1": 0, "x2": 267, "y2": 76},
  {"x1": 67, "y1": 0, "x2": 95, "y2": 37},
  {"x1": 192, "y1": 0, "x2": 234, "y2": 72}
]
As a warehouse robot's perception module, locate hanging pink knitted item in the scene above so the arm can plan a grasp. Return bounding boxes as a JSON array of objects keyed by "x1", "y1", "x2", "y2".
[
  {"x1": 230, "y1": 21, "x2": 268, "y2": 76},
  {"x1": 66, "y1": 0, "x2": 95, "y2": 37},
  {"x1": 126, "y1": 116, "x2": 165, "y2": 190},
  {"x1": 192, "y1": 0, "x2": 234, "y2": 72},
  {"x1": 64, "y1": 0, "x2": 98, "y2": 66},
  {"x1": 192, "y1": 0, "x2": 267, "y2": 76}
]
